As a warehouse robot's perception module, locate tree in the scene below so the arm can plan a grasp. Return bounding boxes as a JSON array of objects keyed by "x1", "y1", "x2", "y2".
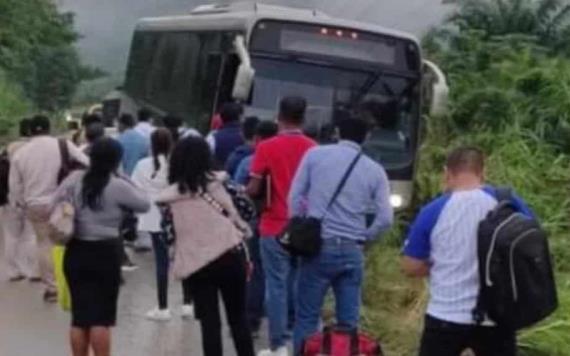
[{"x1": 444, "y1": 0, "x2": 570, "y2": 54}]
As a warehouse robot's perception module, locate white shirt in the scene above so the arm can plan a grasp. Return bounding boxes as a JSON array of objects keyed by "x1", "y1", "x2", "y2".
[
  {"x1": 9, "y1": 136, "x2": 89, "y2": 207},
  {"x1": 131, "y1": 155, "x2": 168, "y2": 232},
  {"x1": 135, "y1": 122, "x2": 155, "y2": 140}
]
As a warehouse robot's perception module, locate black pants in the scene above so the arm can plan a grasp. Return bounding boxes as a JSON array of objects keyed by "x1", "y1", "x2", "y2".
[
  {"x1": 185, "y1": 248, "x2": 254, "y2": 356},
  {"x1": 419, "y1": 315, "x2": 517, "y2": 356},
  {"x1": 150, "y1": 232, "x2": 192, "y2": 309}
]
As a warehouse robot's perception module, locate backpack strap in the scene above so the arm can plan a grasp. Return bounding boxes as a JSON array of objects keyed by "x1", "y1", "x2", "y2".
[
  {"x1": 57, "y1": 138, "x2": 71, "y2": 184},
  {"x1": 495, "y1": 187, "x2": 513, "y2": 203}
]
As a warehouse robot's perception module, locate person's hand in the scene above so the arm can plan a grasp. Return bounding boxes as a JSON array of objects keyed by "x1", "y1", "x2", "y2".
[{"x1": 246, "y1": 261, "x2": 254, "y2": 282}]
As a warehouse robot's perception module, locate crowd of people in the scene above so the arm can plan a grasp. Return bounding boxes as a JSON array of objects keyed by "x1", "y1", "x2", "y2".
[{"x1": 0, "y1": 95, "x2": 538, "y2": 356}]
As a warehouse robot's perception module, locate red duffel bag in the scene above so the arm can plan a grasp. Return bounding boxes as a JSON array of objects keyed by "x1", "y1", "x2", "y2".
[{"x1": 302, "y1": 326, "x2": 384, "y2": 356}]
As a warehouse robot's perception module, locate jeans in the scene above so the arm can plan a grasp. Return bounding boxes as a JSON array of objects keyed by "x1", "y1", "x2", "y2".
[
  {"x1": 419, "y1": 315, "x2": 517, "y2": 356},
  {"x1": 293, "y1": 238, "x2": 364, "y2": 355},
  {"x1": 246, "y1": 234, "x2": 265, "y2": 331},
  {"x1": 186, "y1": 249, "x2": 254, "y2": 356},
  {"x1": 150, "y1": 232, "x2": 191, "y2": 309},
  {"x1": 260, "y1": 237, "x2": 298, "y2": 350}
]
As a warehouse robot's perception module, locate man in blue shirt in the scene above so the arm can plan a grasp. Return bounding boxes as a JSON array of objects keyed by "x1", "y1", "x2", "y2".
[
  {"x1": 206, "y1": 102, "x2": 244, "y2": 169},
  {"x1": 289, "y1": 117, "x2": 394, "y2": 353},
  {"x1": 117, "y1": 113, "x2": 149, "y2": 176},
  {"x1": 226, "y1": 116, "x2": 259, "y2": 178},
  {"x1": 402, "y1": 146, "x2": 533, "y2": 356}
]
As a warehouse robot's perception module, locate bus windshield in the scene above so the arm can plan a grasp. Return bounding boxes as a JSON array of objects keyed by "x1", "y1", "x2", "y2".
[{"x1": 246, "y1": 56, "x2": 419, "y2": 170}]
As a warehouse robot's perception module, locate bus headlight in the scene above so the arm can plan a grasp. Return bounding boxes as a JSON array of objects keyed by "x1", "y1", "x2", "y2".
[{"x1": 390, "y1": 194, "x2": 404, "y2": 208}]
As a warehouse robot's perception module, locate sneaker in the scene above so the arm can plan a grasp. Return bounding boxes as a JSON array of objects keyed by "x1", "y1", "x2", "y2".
[
  {"x1": 181, "y1": 304, "x2": 195, "y2": 319},
  {"x1": 43, "y1": 290, "x2": 58, "y2": 303},
  {"x1": 8, "y1": 275, "x2": 25, "y2": 282},
  {"x1": 121, "y1": 261, "x2": 138, "y2": 272},
  {"x1": 145, "y1": 308, "x2": 172, "y2": 321},
  {"x1": 257, "y1": 347, "x2": 288, "y2": 356}
]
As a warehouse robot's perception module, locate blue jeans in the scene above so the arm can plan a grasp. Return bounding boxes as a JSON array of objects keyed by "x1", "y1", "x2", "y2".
[
  {"x1": 260, "y1": 237, "x2": 298, "y2": 350},
  {"x1": 293, "y1": 238, "x2": 364, "y2": 355}
]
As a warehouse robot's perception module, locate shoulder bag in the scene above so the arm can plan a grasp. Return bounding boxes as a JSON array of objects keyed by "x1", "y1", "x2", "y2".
[{"x1": 278, "y1": 151, "x2": 362, "y2": 258}]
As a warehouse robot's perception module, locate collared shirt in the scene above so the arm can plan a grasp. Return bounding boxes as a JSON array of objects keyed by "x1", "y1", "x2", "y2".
[
  {"x1": 135, "y1": 122, "x2": 155, "y2": 140},
  {"x1": 403, "y1": 187, "x2": 533, "y2": 325},
  {"x1": 289, "y1": 140, "x2": 394, "y2": 241},
  {"x1": 117, "y1": 129, "x2": 149, "y2": 176},
  {"x1": 250, "y1": 130, "x2": 316, "y2": 236},
  {"x1": 9, "y1": 136, "x2": 89, "y2": 207}
]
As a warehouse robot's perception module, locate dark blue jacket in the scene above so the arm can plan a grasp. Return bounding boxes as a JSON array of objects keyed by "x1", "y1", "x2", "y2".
[
  {"x1": 225, "y1": 144, "x2": 254, "y2": 178},
  {"x1": 213, "y1": 122, "x2": 244, "y2": 168}
]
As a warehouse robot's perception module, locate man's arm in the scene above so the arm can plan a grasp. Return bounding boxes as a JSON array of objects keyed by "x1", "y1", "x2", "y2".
[
  {"x1": 400, "y1": 197, "x2": 447, "y2": 279},
  {"x1": 288, "y1": 153, "x2": 312, "y2": 218},
  {"x1": 8, "y1": 157, "x2": 24, "y2": 207},
  {"x1": 246, "y1": 144, "x2": 267, "y2": 198},
  {"x1": 401, "y1": 256, "x2": 430, "y2": 278},
  {"x1": 66, "y1": 140, "x2": 89, "y2": 166},
  {"x1": 365, "y1": 167, "x2": 394, "y2": 239}
]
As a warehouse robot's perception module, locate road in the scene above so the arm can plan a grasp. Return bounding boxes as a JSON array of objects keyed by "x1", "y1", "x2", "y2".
[{"x1": 0, "y1": 241, "x2": 269, "y2": 356}]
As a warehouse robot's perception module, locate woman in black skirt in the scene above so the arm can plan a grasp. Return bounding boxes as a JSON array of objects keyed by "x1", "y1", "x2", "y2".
[{"x1": 56, "y1": 138, "x2": 150, "y2": 356}]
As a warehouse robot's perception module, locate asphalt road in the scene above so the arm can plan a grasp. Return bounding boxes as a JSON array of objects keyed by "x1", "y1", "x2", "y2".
[{"x1": 0, "y1": 242, "x2": 269, "y2": 356}]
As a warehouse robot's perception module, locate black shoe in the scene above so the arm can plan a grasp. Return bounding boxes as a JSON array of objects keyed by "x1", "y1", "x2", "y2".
[
  {"x1": 43, "y1": 290, "x2": 58, "y2": 303},
  {"x1": 8, "y1": 275, "x2": 25, "y2": 282},
  {"x1": 28, "y1": 277, "x2": 42, "y2": 283}
]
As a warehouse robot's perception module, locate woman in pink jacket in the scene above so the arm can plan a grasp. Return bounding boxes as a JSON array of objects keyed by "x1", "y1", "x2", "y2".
[{"x1": 157, "y1": 136, "x2": 254, "y2": 356}]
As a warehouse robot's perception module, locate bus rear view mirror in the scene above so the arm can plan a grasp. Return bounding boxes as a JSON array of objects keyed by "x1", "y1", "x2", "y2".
[
  {"x1": 232, "y1": 64, "x2": 255, "y2": 101},
  {"x1": 232, "y1": 35, "x2": 256, "y2": 101},
  {"x1": 423, "y1": 60, "x2": 449, "y2": 117}
]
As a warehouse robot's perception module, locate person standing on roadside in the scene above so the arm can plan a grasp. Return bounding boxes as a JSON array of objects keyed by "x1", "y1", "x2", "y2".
[
  {"x1": 131, "y1": 128, "x2": 194, "y2": 321},
  {"x1": 247, "y1": 97, "x2": 317, "y2": 356},
  {"x1": 56, "y1": 138, "x2": 149, "y2": 356},
  {"x1": 206, "y1": 102, "x2": 245, "y2": 168},
  {"x1": 157, "y1": 136, "x2": 254, "y2": 356},
  {"x1": 117, "y1": 113, "x2": 149, "y2": 176},
  {"x1": 289, "y1": 117, "x2": 394, "y2": 354},
  {"x1": 1, "y1": 118, "x2": 40, "y2": 282},
  {"x1": 234, "y1": 121, "x2": 279, "y2": 186},
  {"x1": 135, "y1": 108, "x2": 155, "y2": 140},
  {"x1": 9, "y1": 115, "x2": 89, "y2": 302},
  {"x1": 402, "y1": 147, "x2": 533, "y2": 356},
  {"x1": 226, "y1": 116, "x2": 259, "y2": 178}
]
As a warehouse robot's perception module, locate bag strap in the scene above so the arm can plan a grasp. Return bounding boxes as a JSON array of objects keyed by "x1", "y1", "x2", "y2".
[
  {"x1": 57, "y1": 138, "x2": 71, "y2": 183},
  {"x1": 495, "y1": 187, "x2": 513, "y2": 203},
  {"x1": 322, "y1": 151, "x2": 362, "y2": 218}
]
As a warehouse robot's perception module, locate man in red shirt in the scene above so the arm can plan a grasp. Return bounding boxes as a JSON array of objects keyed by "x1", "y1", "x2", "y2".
[{"x1": 247, "y1": 97, "x2": 316, "y2": 356}]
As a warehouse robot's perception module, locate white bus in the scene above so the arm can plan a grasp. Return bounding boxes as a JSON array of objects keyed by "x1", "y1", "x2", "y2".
[{"x1": 104, "y1": 2, "x2": 448, "y2": 209}]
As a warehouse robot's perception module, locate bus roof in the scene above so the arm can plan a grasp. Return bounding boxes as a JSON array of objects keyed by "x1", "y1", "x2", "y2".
[{"x1": 135, "y1": 2, "x2": 419, "y2": 45}]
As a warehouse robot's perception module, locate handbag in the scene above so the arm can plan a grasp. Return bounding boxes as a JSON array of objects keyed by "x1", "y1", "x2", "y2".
[
  {"x1": 278, "y1": 151, "x2": 362, "y2": 257},
  {"x1": 302, "y1": 325, "x2": 384, "y2": 356},
  {"x1": 48, "y1": 185, "x2": 76, "y2": 245}
]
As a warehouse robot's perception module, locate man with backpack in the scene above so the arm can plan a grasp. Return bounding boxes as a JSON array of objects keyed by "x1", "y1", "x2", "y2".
[
  {"x1": 9, "y1": 115, "x2": 89, "y2": 302},
  {"x1": 401, "y1": 146, "x2": 555, "y2": 356}
]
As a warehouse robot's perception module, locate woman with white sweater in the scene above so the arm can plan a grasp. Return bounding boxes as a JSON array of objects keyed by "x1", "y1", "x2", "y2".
[{"x1": 131, "y1": 128, "x2": 193, "y2": 321}]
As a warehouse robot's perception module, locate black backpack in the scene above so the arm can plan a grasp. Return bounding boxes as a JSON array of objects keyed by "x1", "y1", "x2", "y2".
[
  {"x1": 474, "y1": 188, "x2": 558, "y2": 330},
  {"x1": 0, "y1": 150, "x2": 10, "y2": 206}
]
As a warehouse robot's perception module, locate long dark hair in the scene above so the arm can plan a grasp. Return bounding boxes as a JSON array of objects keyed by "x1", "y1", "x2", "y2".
[
  {"x1": 168, "y1": 136, "x2": 213, "y2": 194},
  {"x1": 162, "y1": 114, "x2": 182, "y2": 142},
  {"x1": 82, "y1": 138, "x2": 123, "y2": 210},
  {"x1": 151, "y1": 128, "x2": 173, "y2": 178}
]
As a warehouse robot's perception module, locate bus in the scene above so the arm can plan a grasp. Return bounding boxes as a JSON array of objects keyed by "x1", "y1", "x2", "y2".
[{"x1": 104, "y1": 2, "x2": 449, "y2": 210}]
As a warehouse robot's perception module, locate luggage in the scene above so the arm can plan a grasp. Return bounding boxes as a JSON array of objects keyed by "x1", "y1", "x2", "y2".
[
  {"x1": 474, "y1": 188, "x2": 558, "y2": 330},
  {"x1": 303, "y1": 326, "x2": 383, "y2": 356},
  {"x1": 52, "y1": 246, "x2": 71, "y2": 311}
]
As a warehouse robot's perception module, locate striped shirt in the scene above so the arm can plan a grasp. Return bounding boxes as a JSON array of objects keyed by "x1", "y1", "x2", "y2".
[{"x1": 403, "y1": 186, "x2": 532, "y2": 324}]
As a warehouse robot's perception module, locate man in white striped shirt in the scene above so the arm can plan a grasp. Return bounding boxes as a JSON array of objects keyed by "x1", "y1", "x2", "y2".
[{"x1": 402, "y1": 147, "x2": 532, "y2": 356}]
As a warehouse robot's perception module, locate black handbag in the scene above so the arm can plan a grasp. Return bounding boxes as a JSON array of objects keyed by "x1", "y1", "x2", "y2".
[{"x1": 278, "y1": 151, "x2": 362, "y2": 257}]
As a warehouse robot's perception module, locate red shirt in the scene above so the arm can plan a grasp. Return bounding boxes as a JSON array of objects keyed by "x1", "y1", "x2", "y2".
[{"x1": 250, "y1": 131, "x2": 316, "y2": 237}]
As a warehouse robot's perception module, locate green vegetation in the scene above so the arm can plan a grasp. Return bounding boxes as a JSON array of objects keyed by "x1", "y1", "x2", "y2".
[
  {"x1": 364, "y1": 1, "x2": 570, "y2": 354},
  {"x1": 0, "y1": 0, "x2": 98, "y2": 134}
]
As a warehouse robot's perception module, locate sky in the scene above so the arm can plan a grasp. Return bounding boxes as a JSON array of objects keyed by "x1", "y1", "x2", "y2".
[{"x1": 58, "y1": 0, "x2": 453, "y2": 73}]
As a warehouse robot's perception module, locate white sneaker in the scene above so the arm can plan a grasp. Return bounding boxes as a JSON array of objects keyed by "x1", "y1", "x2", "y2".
[
  {"x1": 145, "y1": 308, "x2": 172, "y2": 321},
  {"x1": 181, "y1": 304, "x2": 195, "y2": 319},
  {"x1": 257, "y1": 347, "x2": 288, "y2": 356}
]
